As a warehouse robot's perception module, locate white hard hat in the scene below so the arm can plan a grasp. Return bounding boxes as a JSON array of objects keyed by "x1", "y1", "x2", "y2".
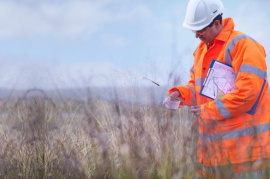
[{"x1": 183, "y1": 0, "x2": 224, "y2": 31}]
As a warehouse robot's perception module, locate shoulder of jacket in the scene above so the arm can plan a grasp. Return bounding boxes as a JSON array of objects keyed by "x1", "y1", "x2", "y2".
[
  {"x1": 227, "y1": 31, "x2": 243, "y2": 41},
  {"x1": 228, "y1": 31, "x2": 257, "y2": 43},
  {"x1": 225, "y1": 31, "x2": 262, "y2": 50}
]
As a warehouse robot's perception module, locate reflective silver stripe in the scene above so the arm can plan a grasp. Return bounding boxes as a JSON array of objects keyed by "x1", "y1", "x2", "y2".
[
  {"x1": 195, "y1": 78, "x2": 205, "y2": 86},
  {"x1": 187, "y1": 85, "x2": 197, "y2": 105},
  {"x1": 214, "y1": 98, "x2": 233, "y2": 119},
  {"x1": 190, "y1": 67, "x2": 194, "y2": 74},
  {"x1": 200, "y1": 122, "x2": 270, "y2": 142},
  {"x1": 239, "y1": 64, "x2": 267, "y2": 79},
  {"x1": 225, "y1": 34, "x2": 256, "y2": 66}
]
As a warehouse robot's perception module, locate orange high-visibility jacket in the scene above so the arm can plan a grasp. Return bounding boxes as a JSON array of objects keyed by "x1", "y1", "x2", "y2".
[{"x1": 169, "y1": 18, "x2": 270, "y2": 172}]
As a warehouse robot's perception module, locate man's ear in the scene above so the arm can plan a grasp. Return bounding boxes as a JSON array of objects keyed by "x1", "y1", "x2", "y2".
[
  {"x1": 214, "y1": 20, "x2": 222, "y2": 30},
  {"x1": 214, "y1": 20, "x2": 220, "y2": 27}
]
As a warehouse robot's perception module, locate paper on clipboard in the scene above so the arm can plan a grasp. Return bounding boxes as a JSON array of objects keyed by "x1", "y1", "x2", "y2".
[{"x1": 199, "y1": 60, "x2": 236, "y2": 99}]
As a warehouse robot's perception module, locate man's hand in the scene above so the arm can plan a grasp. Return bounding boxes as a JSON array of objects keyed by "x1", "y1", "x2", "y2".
[
  {"x1": 168, "y1": 91, "x2": 183, "y2": 101},
  {"x1": 191, "y1": 105, "x2": 201, "y2": 116},
  {"x1": 163, "y1": 90, "x2": 182, "y2": 110}
]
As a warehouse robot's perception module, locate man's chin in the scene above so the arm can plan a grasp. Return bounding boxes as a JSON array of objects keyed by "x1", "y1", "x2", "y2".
[{"x1": 200, "y1": 38, "x2": 207, "y2": 44}]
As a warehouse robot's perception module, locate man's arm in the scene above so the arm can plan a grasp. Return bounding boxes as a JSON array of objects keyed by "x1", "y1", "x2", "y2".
[
  {"x1": 168, "y1": 65, "x2": 197, "y2": 106},
  {"x1": 201, "y1": 37, "x2": 267, "y2": 121}
]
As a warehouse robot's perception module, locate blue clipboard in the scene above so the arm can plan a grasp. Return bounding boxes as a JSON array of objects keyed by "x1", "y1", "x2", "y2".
[{"x1": 199, "y1": 59, "x2": 234, "y2": 100}]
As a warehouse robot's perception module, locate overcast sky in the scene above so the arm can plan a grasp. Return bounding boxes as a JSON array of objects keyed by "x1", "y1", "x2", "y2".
[{"x1": 0, "y1": 0, "x2": 269, "y2": 89}]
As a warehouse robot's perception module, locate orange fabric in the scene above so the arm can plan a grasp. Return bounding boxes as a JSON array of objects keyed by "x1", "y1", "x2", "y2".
[
  {"x1": 169, "y1": 17, "x2": 270, "y2": 172},
  {"x1": 169, "y1": 86, "x2": 193, "y2": 106}
]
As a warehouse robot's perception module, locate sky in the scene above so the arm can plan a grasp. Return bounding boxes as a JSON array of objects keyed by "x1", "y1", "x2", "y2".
[{"x1": 0, "y1": 0, "x2": 269, "y2": 90}]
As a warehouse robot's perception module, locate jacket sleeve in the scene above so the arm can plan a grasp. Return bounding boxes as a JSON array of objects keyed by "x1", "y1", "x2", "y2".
[
  {"x1": 169, "y1": 65, "x2": 197, "y2": 106},
  {"x1": 201, "y1": 37, "x2": 267, "y2": 120}
]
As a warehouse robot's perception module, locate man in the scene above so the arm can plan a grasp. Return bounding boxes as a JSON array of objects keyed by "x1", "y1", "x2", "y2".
[{"x1": 164, "y1": 0, "x2": 270, "y2": 177}]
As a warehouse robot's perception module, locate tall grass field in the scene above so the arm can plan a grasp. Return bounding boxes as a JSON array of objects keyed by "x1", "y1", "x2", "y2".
[{"x1": 0, "y1": 87, "x2": 269, "y2": 178}]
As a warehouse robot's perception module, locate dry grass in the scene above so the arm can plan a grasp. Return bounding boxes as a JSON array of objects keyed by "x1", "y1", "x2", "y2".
[
  {"x1": 0, "y1": 87, "x2": 198, "y2": 179},
  {"x1": 0, "y1": 87, "x2": 269, "y2": 178}
]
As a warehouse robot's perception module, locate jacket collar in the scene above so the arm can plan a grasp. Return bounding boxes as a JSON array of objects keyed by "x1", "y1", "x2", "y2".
[{"x1": 215, "y1": 17, "x2": 235, "y2": 42}]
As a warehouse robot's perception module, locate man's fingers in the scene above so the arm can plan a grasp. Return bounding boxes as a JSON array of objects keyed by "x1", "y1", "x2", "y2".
[
  {"x1": 169, "y1": 91, "x2": 182, "y2": 101},
  {"x1": 191, "y1": 106, "x2": 201, "y2": 115},
  {"x1": 169, "y1": 96, "x2": 182, "y2": 101}
]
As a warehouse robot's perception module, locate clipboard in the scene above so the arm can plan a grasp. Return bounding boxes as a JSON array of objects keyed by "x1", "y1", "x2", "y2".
[{"x1": 199, "y1": 59, "x2": 236, "y2": 100}]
